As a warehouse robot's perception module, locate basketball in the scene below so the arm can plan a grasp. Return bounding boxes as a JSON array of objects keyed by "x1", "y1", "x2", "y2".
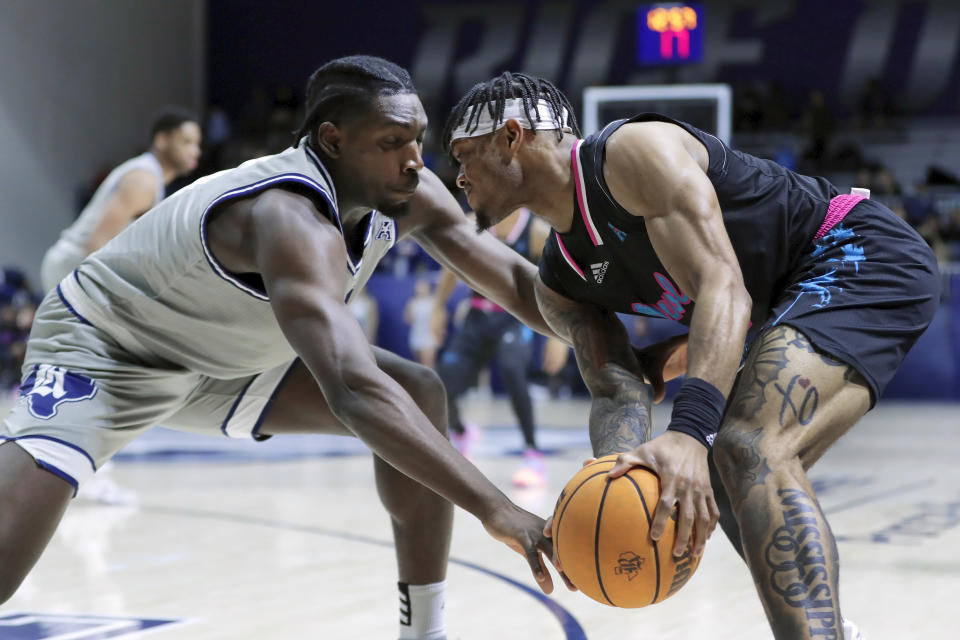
[{"x1": 552, "y1": 454, "x2": 701, "y2": 608}]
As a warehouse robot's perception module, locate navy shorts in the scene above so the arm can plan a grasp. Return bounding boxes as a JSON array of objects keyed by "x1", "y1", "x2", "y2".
[{"x1": 763, "y1": 197, "x2": 940, "y2": 405}]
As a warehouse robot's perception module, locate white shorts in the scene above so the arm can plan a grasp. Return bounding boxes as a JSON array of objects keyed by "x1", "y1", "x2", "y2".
[{"x1": 1, "y1": 296, "x2": 297, "y2": 494}]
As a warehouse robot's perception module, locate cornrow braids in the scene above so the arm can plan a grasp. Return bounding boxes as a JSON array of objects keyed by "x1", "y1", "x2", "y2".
[
  {"x1": 442, "y1": 72, "x2": 580, "y2": 152},
  {"x1": 292, "y1": 55, "x2": 416, "y2": 148}
]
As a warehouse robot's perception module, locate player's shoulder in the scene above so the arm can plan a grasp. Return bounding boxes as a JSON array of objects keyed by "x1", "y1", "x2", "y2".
[
  {"x1": 115, "y1": 167, "x2": 161, "y2": 194},
  {"x1": 247, "y1": 186, "x2": 333, "y2": 227},
  {"x1": 605, "y1": 120, "x2": 688, "y2": 163}
]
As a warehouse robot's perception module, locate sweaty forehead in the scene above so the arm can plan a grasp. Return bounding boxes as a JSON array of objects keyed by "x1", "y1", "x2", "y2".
[{"x1": 371, "y1": 93, "x2": 427, "y2": 130}]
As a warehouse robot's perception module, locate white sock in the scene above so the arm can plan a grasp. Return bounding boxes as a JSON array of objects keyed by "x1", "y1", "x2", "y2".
[{"x1": 398, "y1": 580, "x2": 446, "y2": 640}]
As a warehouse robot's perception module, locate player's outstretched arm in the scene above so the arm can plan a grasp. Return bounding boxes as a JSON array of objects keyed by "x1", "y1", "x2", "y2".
[
  {"x1": 248, "y1": 189, "x2": 557, "y2": 592},
  {"x1": 404, "y1": 168, "x2": 560, "y2": 340},
  {"x1": 533, "y1": 275, "x2": 652, "y2": 456}
]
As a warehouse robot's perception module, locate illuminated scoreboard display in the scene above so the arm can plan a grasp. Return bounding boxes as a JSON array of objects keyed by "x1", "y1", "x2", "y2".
[{"x1": 637, "y1": 3, "x2": 703, "y2": 65}]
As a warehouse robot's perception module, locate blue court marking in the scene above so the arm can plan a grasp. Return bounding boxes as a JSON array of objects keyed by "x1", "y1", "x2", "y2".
[
  {"x1": 826, "y1": 478, "x2": 934, "y2": 515},
  {"x1": 0, "y1": 612, "x2": 182, "y2": 639},
  {"x1": 139, "y1": 504, "x2": 588, "y2": 640}
]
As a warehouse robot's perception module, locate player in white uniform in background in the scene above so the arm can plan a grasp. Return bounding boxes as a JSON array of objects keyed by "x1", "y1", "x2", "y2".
[
  {"x1": 0, "y1": 56, "x2": 564, "y2": 640},
  {"x1": 38, "y1": 107, "x2": 201, "y2": 505},
  {"x1": 40, "y1": 107, "x2": 202, "y2": 291},
  {"x1": 405, "y1": 279, "x2": 439, "y2": 368}
]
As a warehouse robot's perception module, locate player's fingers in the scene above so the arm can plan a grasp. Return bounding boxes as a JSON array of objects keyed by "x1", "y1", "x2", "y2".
[
  {"x1": 706, "y1": 494, "x2": 721, "y2": 539},
  {"x1": 652, "y1": 379, "x2": 665, "y2": 404},
  {"x1": 650, "y1": 491, "x2": 675, "y2": 541},
  {"x1": 673, "y1": 499, "x2": 695, "y2": 557},
  {"x1": 527, "y1": 547, "x2": 553, "y2": 594},
  {"x1": 692, "y1": 496, "x2": 712, "y2": 557},
  {"x1": 542, "y1": 515, "x2": 554, "y2": 538},
  {"x1": 581, "y1": 457, "x2": 597, "y2": 468},
  {"x1": 607, "y1": 452, "x2": 641, "y2": 478}
]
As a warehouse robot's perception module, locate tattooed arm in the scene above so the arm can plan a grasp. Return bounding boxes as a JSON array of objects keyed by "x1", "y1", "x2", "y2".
[{"x1": 534, "y1": 276, "x2": 652, "y2": 456}]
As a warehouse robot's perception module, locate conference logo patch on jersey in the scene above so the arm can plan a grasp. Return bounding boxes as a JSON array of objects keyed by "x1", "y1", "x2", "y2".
[
  {"x1": 20, "y1": 365, "x2": 97, "y2": 420},
  {"x1": 0, "y1": 612, "x2": 184, "y2": 639},
  {"x1": 591, "y1": 261, "x2": 609, "y2": 284},
  {"x1": 375, "y1": 219, "x2": 394, "y2": 242},
  {"x1": 607, "y1": 222, "x2": 627, "y2": 242}
]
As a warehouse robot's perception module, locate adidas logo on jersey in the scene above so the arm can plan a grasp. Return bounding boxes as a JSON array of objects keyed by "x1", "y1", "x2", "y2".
[{"x1": 591, "y1": 261, "x2": 609, "y2": 284}]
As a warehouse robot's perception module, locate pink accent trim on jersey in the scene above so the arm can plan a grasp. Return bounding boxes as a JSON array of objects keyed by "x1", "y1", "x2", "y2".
[
  {"x1": 814, "y1": 194, "x2": 865, "y2": 241},
  {"x1": 555, "y1": 235, "x2": 587, "y2": 281},
  {"x1": 469, "y1": 297, "x2": 505, "y2": 313},
  {"x1": 571, "y1": 140, "x2": 603, "y2": 246}
]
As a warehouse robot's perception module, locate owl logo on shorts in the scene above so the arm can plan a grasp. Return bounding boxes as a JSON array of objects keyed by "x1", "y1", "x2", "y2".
[{"x1": 20, "y1": 364, "x2": 98, "y2": 419}]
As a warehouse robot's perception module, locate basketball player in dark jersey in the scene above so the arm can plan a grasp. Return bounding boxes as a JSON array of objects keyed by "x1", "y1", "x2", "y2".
[
  {"x1": 432, "y1": 207, "x2": 565, "y2": 486},
  {"x1": 443, "y1": 72, "x2": 940, "y2": 640}
]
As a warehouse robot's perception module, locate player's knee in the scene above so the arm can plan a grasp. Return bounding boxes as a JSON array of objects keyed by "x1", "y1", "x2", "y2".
[{"x1": 712, "y1": 424, "x2": 778, "y2": 486}]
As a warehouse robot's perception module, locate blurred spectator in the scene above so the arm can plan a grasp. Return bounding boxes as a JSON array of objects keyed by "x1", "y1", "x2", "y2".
[
  {"x1": 734, "y1": 82, "x2": 764, "y2": 132},
  {"x1": 764, "y1": 82, "x2": 791, "y2": 131},
  {"x1": 856, "y1": 76, "x2": 895, "y2": 130},
  {"x1": 404, "y1": 279, "x2": 437, "y2": 368},
  {"x1": 0, "y1": 269, "x2": 38, "y2": 392},
  {"x1": 349, "y1": 288, "x2": 380, "y2": 344},
  {"x1": 801, "y1": 89, "x2": 835, "y2": 171}
]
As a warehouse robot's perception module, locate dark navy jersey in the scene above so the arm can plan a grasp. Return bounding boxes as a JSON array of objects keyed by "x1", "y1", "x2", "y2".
[{"x1": 538, "y1": 114, "x2": 840, "y2": 327}]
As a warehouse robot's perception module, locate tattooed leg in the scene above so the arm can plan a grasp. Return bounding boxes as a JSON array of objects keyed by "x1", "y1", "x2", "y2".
[{"x1": 713, "y1": 325, "x2": 870, "y2": 640}]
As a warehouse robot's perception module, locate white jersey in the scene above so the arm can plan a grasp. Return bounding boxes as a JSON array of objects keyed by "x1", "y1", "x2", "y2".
[
  {"x1": 57, "y1": 142, "x2": 397, "y2": 379},
  {"x1": 60, "y1": 151, "x2": 165, "y2": 251}
]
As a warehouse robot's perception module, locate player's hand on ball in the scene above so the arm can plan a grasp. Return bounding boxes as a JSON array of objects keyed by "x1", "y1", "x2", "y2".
[
  {"x1": 608, "y1": 431, "x2": 718, "y2": 557},
  {"x1": 483, "y1": 504, "x2": 556, "y2": 594},
  {"x1": 541, "y1": 515, "x2": 578, "y2": 591}
]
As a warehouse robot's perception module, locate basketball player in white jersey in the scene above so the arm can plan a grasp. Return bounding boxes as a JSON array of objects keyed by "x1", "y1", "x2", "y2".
[
  {"x1": 40, "y1": 107, "x2": 202, "y2": 291},
  {"x1": 0, "y1": 57, "x2": 560, "y2": 640}
]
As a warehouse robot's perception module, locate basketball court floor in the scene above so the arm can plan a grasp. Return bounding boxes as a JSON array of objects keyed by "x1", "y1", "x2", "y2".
[{"x1": 1, "y1": 395, "x2": 958, "y2": 639}]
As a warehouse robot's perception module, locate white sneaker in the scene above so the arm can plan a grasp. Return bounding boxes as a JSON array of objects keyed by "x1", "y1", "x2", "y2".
[
  {"x1": 843, "y1": 619, "x2": 864, "y2": 640},
  {"x1": 76, "y1": 463, "x2": 138, "y2": 506}
]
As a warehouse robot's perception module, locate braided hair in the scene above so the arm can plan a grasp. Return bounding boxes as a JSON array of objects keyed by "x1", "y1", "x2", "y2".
[
  {"x1": 293, "y1": 55, "x2": 416, "y2": 148},
  {"x1": 442, "y1": 72, "x2": 580, "y2": 152}
]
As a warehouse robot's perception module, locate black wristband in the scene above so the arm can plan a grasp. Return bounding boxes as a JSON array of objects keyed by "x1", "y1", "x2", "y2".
[{"x1": 666, "y1": 377, "x2": 727, "y2": 448}]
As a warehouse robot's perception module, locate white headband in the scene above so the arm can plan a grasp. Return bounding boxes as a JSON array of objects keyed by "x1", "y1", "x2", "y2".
[{"x1": 449, "y1": 98, "x2": 572, "y2": 142}]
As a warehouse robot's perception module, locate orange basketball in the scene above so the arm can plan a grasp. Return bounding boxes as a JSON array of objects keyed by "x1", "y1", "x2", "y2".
[{"x1": 552, "y1": 454, "x2": 701, "y2": 608}]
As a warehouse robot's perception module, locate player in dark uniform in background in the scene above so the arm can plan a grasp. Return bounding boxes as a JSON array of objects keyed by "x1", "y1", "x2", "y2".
[
  {"x1": 443, "y1": 72, "x2": 940, "y2": 640},
  {"x1": 431, "y1": 207, "x2": 566, "y2": 487}
]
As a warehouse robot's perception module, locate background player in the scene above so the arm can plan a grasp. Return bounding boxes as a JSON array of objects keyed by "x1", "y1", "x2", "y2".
[
  {"x1": 431, "y1": 207, "x2": 566, "y2": 486},
  {"x1": 0, "y1": 57, "x2": 563, "y2": 640},
  {"x1": 38, "y1": 107, "x2": 201, "y2": 504},
  {"x1": 405, "y1": 279, "x2": 438, "y2": 368},
  {"x1": 40, "y1": 107, "x2": 202, "y2": 291},
  {"x1": 443, "y1": 72, "x2": 940, "y2": 640}
]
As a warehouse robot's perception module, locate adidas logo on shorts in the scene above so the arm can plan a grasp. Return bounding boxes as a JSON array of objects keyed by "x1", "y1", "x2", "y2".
[{"x1": 591, "y1": 261, "x2": 609, "y2": 284}]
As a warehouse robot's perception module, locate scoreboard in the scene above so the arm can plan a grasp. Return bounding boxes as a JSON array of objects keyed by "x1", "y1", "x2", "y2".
[{"x1": 637, "y1": 3, "x2": 703, "y2": 65}]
